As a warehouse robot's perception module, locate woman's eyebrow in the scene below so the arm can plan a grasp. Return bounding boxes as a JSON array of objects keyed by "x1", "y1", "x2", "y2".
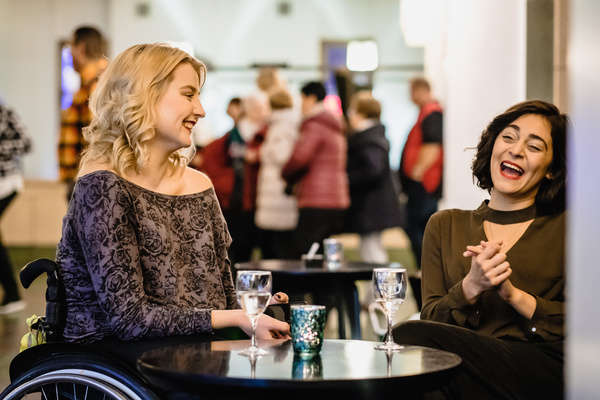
[
  {"x1": 180, "y1": 84, "x2": 198, "y2": 93},
  {"x1": 528, "y1": 134, "x2": 549, "y2": 148}
]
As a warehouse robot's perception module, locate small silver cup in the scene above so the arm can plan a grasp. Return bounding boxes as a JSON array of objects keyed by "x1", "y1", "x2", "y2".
[{"x1": 323, "y1": 238, "x2": 343, "y2": 269}]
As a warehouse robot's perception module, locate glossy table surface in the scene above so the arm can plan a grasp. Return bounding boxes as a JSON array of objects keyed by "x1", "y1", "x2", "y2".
[
  {"x1": 235, "y1": 259, "x2": 384, "y2": 277},
  {"x1": 137, "y1": 339, "x2": 462, "y2": 399}
]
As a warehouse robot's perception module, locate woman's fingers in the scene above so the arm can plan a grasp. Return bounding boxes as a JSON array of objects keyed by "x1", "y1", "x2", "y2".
[
  {"x1": 256, "y1": 315, "x2": 290, "y2": 340},
  {"x1": 270, "y1": 329, "x2": 291, "y2": 339},
  {"x1": 270, "y1": 292, "x2": 289, "y2": 304},
  {"x1": 464, "y1": 245, "x2": 483, "y2": 257},
  {"x1": 463, "y1": 240, "x2": 503, "y2": 258},
  {"x1": 487, "y1": 262, "x2": 512, "y2": 285}
]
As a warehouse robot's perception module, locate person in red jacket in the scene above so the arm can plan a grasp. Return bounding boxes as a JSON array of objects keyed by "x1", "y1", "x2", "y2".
[
  {"x1": 282, "y1": 82, "x2": 350, "y2": 258},
  {"x1": 399, "y1": 77, "x2": 443, "y2": 269},
  {"x1": 200, "y1": 93, "x2": 270, "y2": 265}
]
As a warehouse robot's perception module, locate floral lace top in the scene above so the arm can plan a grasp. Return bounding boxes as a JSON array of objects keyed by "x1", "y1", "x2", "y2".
[{"x1": 56, "y1": 170, "x2": 236, "y2": 343}]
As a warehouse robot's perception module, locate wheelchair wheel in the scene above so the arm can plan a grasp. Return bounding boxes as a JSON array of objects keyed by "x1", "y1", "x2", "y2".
[
  {"x1": 1, "y1": 371, "x2": 137, "y2": 399},
  {"x1": 2, "y1": 353, "x2": 161, "y2": 400}
]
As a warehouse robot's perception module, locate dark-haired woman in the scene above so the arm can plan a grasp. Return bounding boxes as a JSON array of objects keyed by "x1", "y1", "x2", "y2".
[{"x1": 393, "y1": 100, "x2": 568, "y2": 400}]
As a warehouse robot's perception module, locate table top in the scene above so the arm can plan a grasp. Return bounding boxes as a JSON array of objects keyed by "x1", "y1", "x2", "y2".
[
  {"x1": 235, "y1": 259, "x2": 391, "y2": 278},
  {"x1": 137, "y1": 339, "x2": 461, "y2": 398}
]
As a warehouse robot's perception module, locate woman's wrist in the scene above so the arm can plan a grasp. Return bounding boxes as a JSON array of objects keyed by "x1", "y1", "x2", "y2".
[
  {"x1": 502, "y1": 285, "x2": 536, "y2": 319},
  {"x1": 462, "y1": 275, "x2": 481, "y2": 305},
  {"x1": 211, "y1": 309, "x2": 246, "y2": 330}
]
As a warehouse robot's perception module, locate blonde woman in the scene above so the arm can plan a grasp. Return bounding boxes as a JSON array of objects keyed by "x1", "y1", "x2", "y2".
[{"x1": 56, "y1": 43, "x2": 289, "y2": 344}]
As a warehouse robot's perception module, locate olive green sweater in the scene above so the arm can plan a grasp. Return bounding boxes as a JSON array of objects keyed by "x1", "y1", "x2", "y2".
[{"x1": 421, "y1": 201, "x2": 565, "y2": 342}]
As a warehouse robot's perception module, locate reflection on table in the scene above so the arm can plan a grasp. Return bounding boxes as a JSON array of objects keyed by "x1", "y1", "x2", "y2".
[
  {"x1": 235, "y1": 259, "x2": 387, "y2": 339},
  {"x1": 137, "y1": 339, "x2": 462, "y2": 399}
]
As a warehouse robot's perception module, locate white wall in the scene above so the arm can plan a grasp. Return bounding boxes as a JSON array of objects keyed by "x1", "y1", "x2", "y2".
[
  {"x1": 0, "y1": 0, "x2": 423, "y2": 180},
  {"x1": 0, "y1": 0, "x2": 109, "y2": 180},
  {"x1": 566, "y1": 0, "x2": 600, "y2": 397},
  {"x1": 433, "y1": 0, "x2": 527, "y2": 210}
]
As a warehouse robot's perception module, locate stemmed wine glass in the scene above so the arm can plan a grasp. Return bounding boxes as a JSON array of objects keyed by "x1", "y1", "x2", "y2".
[
  {"x1": 236, "y1": 270, "x2": 272, "y2": 357},
  {"x1": 373, "y1": 267, "x2": 407, "y2": 351}
]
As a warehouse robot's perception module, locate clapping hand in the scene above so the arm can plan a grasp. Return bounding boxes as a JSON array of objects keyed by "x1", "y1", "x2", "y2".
[
  {"x1": 463, "y1": 240, "x2": 535, "y2": 318},
  {"x1": 462, "y1": 240, "x2": 513, "y2": 303}
]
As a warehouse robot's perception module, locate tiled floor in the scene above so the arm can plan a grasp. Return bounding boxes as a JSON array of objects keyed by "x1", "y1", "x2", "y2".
[{"x1": 0, "y1": 235, "x2": 418, "y2": 392}]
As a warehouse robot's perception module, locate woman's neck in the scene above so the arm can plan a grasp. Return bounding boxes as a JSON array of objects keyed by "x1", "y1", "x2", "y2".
[
  {"x1": 488, "y1": 189, "x2": 536, "y2": 211},
  {"x1": 125, "y1": 157, "x2": 183, "y2": 193}
]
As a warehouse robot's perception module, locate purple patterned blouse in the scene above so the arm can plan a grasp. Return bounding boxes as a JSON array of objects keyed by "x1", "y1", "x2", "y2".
[{"x1": 56, "y1": 170, "x2": 236, "y2": 343}]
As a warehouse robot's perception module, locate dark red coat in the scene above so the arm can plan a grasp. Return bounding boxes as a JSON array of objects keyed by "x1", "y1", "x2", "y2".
[
  {"x1": 282, "y1": 110, "x2": 349, "y2": 210},
  {"x1": 199, "y1": 127, "x2": 266, "y2": 211}
]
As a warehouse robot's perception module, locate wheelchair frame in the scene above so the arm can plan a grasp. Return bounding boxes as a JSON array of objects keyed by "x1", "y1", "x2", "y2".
[{"x1": 0, "y1": 259, "x2": 163, "y2": 400}]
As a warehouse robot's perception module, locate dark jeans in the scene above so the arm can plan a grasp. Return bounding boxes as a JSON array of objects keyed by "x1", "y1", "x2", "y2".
[
  {"x1": 403, "y1": 180, "x2": 439, "y2": 268},
  {"x1": 258, "y1": 228, "x2": 295, "y2": 260},
  {"x1": 393, "y1": 320, "x2": 564, "y2": 400},
  {"x1": 290, "y1": 208, "x2": 346, "y2": 259},
  {"x1": 0, "y1": 191, "x2": 19, "y2": 304},
  {"x1": 222, "y1": 209, "x2": 258, "y2": 267}
]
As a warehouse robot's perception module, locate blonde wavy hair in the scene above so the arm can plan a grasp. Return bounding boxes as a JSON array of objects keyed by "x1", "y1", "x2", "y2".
[{"x1": 78, "y1": 43, "x2": 206, "y2": 177}]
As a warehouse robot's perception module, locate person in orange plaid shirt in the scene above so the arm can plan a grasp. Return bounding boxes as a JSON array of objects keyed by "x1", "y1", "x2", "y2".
[{"x1": 59, "y1": 26, "x2": 108, "y2": 201}]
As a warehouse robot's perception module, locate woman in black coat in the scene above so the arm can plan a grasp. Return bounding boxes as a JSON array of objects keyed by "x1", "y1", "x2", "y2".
[{"x1": 345, "y1": 91, "x2": 402, "y2": 263}]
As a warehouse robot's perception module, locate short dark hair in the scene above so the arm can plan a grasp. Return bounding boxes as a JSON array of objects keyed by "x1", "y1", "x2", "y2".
[
  {"x1": 472, "y1": 100, "x2": 569, "y2": 214},
  {"x1": 301, "y1": 81, "x2": 326, "y2": 102},
  {"x1": 228, "y1": 97, "x2": 241, "y2": 107},
  {"x1": 73, "y1": 26, "x2": 106, "y2": 59}
]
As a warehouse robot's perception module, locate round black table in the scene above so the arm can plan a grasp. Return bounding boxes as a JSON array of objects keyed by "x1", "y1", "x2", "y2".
[
  {"x1": 235, "y1": 259, "x2": 386, "y2": 339},
  {"x1": 137, "y1": 339, "x2": 462, "y2": 400}
]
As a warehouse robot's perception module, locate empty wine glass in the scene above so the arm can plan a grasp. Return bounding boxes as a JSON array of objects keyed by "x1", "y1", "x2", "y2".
[
  {"x1": 373, "y1": 267, "x2": 407, "y2": 351},
  {"x1": 236, "y1": 270, "x2": 272, "y2": 357}
]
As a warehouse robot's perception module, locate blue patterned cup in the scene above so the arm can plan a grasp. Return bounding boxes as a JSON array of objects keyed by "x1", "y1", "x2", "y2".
[{"x1": 291, "y1": 305, "x2": 326, "y2": 358}]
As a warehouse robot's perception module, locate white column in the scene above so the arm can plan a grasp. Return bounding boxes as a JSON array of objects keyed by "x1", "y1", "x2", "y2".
[
  {"x1": 566, "y1": 0, "x2": 600, "y2": 397},
  {"x1": 430, "y1": 0, "x2": 527, "y2": 210}
]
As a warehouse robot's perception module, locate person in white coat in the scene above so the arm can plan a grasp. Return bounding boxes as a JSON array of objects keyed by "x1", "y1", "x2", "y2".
[{"x1": 255, "y1": 88, "x2": 300, "y2": 259}]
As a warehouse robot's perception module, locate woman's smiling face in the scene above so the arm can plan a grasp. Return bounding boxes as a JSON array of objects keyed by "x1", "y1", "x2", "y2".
[
  {"x1": 154, "y1": 62, "x2": 204, "y2": 153},
  {"x1": 489, "y1": 113, "x2": 554, "y2": 207}
]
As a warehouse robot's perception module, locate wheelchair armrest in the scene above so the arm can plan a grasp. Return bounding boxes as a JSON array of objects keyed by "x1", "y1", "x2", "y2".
[{"x1": 20, "y1": 258, "x2": 59, "y2": 289}]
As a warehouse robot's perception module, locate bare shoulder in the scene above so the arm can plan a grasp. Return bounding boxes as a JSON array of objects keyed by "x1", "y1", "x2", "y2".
[
  {"x1": 184, "y1": 167, "x2": 213, "y2": 194},
  {"x1": 78, "y1": 162, "x2": 116, "y2": 178}
]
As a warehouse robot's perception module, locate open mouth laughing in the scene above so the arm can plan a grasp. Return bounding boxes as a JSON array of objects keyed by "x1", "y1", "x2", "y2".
[
  {"x1": 500, "y1": 161, "x2": 524, "y2": 179},
  {"x1": 182, "y1": 120, "x2": 196, "y2": 130}
]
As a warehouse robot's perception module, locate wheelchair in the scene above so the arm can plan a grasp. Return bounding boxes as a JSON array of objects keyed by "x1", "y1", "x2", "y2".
[
  {"x1": 0, "y1": 258, "x2": 167, "y2": 399},
  {"x1": 1, "y1": 259, "x2": 291, "y2": 400}
]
